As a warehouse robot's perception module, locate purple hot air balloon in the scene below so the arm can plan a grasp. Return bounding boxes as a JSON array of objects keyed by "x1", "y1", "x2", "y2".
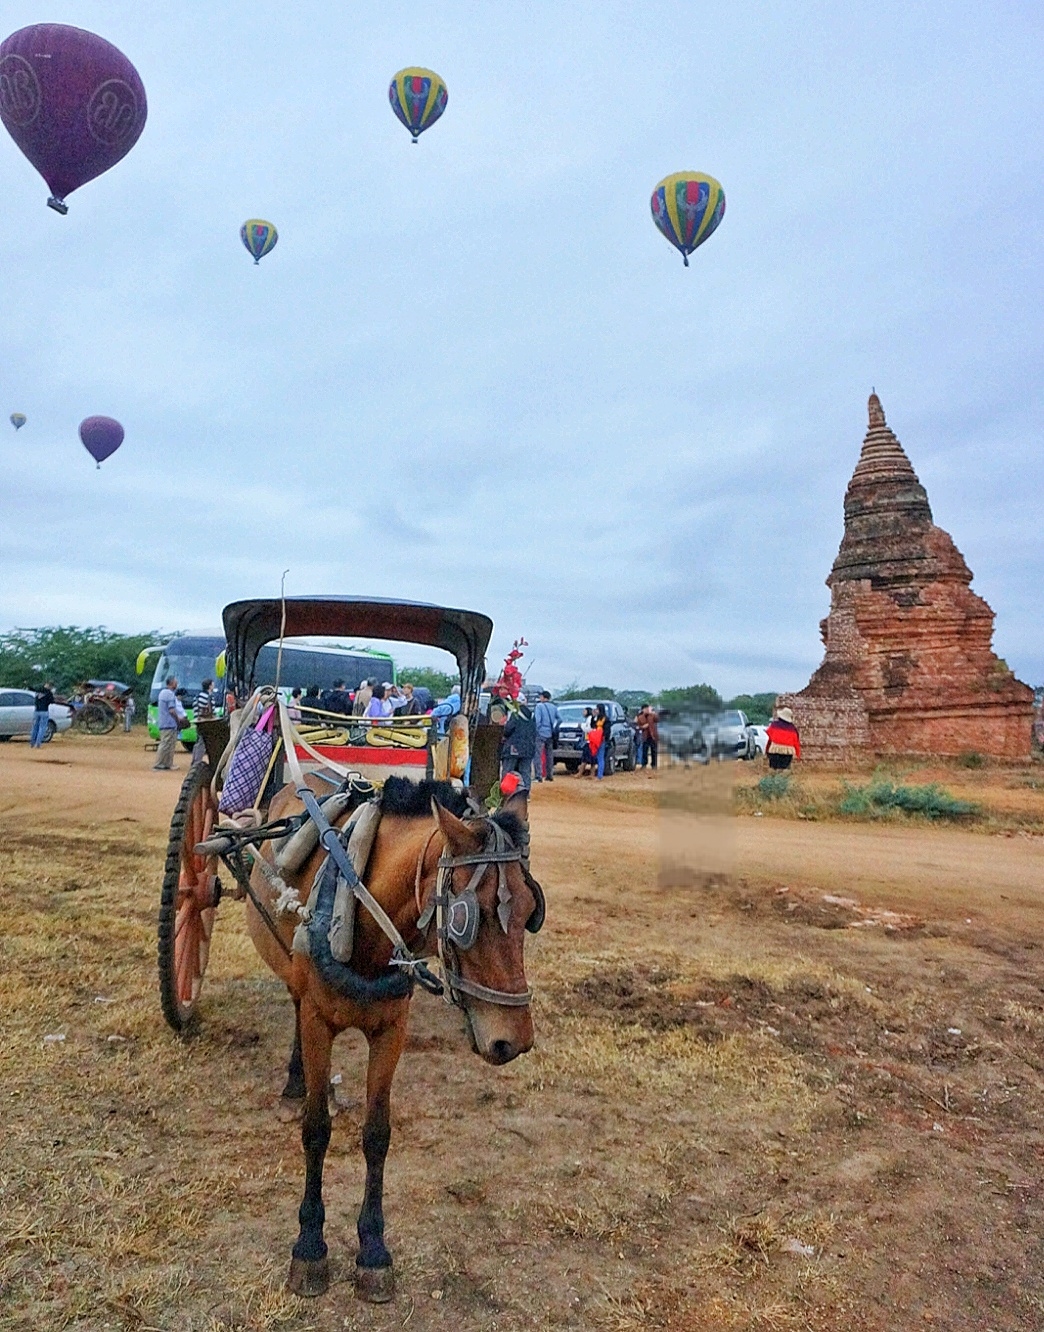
[
  {"x1": 79, "y1": 416, "x2": 124, "y2": 468},
  {"x1": 0, "y1": 24, "x2": 147, "y2": 213}
]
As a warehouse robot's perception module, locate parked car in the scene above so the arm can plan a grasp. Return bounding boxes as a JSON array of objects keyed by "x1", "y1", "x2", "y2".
[
  {"x1": 709, "y1": 709, "x2": 758, "y2": 760},
  {"x1": 0, "y1": 689, "x2": 73, "y2": 741},
  {"x1": 748, "y1": 724, "x2": 769, "y2": 756},
  {"x1": 552, "y1": 700, "x2": 636, "y2": 773},
  {"x1": 659, "y1": 710, "x2": 713, "y2": 764}
]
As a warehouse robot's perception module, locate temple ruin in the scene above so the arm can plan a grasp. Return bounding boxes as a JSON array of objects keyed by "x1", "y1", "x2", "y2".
[{"x1": 778, "y1": 394, "x2": 1033, "y2": 761}]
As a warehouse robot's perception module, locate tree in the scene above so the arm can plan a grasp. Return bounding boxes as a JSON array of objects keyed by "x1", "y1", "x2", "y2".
[
  {"x1": 556, "y1": 685, "x2": 617, "y2": 701},
  {"x1": 398, "y1": 665, "x2": 458, "y2": 697},
  {"x1": 724, "y1": 692, "x2": 777, "y2": 724},
  {"x1": 0, "y1": 626, "x2": 163, "y2": 709},
  {"x1": 656, "y1": 683, "x2": 722, "y2": 712},
  {"x1": 616, "y1": 689, "x2": 654, "y2": 711}
]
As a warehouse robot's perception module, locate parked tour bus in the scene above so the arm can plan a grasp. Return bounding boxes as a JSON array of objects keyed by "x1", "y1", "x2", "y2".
[{"x1": 138, "y1": 634, "x2": 396, "y2": 745}]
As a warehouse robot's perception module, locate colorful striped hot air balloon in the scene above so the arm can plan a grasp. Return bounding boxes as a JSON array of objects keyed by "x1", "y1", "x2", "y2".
[
  {"x1": 650, "y1": 172, "x2": 726, "y2": 267},
  {"x1": 388, "y1": 67, "x2": 447, "y2": 142},
  {"x1": 10, "y1": 413, "x2": 26, "y2": 430},
  {"x1": 240, "y1": 219, "x2": 277, "y2": 265}
]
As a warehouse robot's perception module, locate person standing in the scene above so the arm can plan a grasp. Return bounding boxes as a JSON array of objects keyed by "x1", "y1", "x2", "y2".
[
  {"x1": 154, "y1": 676, "x2": 187, "y2": 771},
  {"x1": 191, "y1": 677, "x2": 219, "y2": 764},
  {"x1": 533, "y1": 690, "x2": 559, "y2": 782},
  {"x1": 765, "y1": 707, "x2": 801, "y2": 771},
  {"x1": 352, "y1": 678, "x2": 373, "y2": 716},
  {"x1": 288, "y1": 688, "x2": 303, "y2": 723},
  {"x1": 501, "y1": 701, "x2": 537, "y2": 791},
  {"x1": 365, "y1": 684, "x2": 394, "y2": 720},
  {"x1": 401, "y1": 682, "x2": 423, "y2": 716},
  {"x1": 594, "y1": 703, "x2": 612, "y2": 779},
  {"x1": 30, "y1": 681, "x2": 55, "y2": 748},
  {"x1": 642, "y1": 705, "x2": 659, "y2": 772},
  {"x1": 123, "y1": 693, "x2": 136, "y2": 733}
]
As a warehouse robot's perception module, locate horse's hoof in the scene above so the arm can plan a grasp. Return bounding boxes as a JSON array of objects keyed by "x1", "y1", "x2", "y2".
[
  {"x1": 355, "y1": 1263, "x2": 395, "y2": 1303},
  {"x1": 288, "y1": 1255, "x2": 330, "y2": 1298}
]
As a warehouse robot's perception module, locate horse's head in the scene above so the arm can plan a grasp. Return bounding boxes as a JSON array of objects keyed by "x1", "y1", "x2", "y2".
[{"x1": 429, "y1": 792, "x2": 543, "y2": 1065}]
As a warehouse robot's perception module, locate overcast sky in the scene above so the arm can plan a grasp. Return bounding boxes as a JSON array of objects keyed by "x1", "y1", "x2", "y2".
[{"x1": 1, "y1": 2, "x2": 1041, "y2": 694}]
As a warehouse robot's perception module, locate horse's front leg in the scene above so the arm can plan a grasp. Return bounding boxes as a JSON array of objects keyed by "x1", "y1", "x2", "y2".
[
  {"x1": 355, "y1": 1019, "x2": 407, "y2": 1303},
  {"x1": 287, "y1": 997, "x2": 333, "y2": 1298}
]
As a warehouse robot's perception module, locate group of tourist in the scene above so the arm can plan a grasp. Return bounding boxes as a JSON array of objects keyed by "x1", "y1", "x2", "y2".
[{"x1": 289, "y1": 679, "x2": 438, "y2": 722}]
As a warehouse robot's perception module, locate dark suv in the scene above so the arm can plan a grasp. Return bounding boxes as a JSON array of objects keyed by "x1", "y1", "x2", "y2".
[{"x1": 552, "y1": 700, "x2": 636, "y2": 774}]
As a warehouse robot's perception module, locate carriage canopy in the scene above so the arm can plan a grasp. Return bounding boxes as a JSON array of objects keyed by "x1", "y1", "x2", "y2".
[{"x1": 221, "y1": 596, "x2": 493, "y2": 709}]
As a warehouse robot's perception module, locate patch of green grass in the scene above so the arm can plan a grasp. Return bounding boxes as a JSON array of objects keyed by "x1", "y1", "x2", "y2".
[
  {"x1": 957, "y1": 750, "x2": 986, "y2": 769},
  {"x1": 837, "y1": 780, "x2": 979, "y2": 821}
]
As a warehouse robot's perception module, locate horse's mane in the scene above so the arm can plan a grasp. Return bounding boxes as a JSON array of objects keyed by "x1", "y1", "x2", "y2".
[
  {"x1": 379, "y1": 777, "x2": 470, "y2": 819},
  {"x1": 490, "y1": 808, "x2": 526, "y2": 845}
]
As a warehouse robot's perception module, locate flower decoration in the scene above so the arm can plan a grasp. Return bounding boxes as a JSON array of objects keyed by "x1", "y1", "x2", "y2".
[{"x1": 491, "y1": 638, "x2": 528, "y2": 703}]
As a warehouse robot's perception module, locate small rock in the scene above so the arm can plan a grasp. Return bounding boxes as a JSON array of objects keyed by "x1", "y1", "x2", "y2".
[
  {"x1": 781, "y1": 1237, "x2": 816, "y2": 1257},
  {"x1": 43, "y1": 1033, "x2": 66, "y2": 1044},
  {"x1": 430, "y1": 1289, "x2": 443, "y2": 1300},
  {"x1": 947, "y1": 1027, "x2": 962, "y2": 1036}
]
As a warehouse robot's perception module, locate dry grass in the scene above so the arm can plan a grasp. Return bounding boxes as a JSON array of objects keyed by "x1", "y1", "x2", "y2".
[{"x1": 3, "y1": 739, "x2": 1044, "y2": 1330}]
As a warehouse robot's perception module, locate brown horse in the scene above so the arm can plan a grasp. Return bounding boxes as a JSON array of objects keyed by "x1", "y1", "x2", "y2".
[{"x1": 245, "y1": 777, "x2": 542, "y2": 1302}]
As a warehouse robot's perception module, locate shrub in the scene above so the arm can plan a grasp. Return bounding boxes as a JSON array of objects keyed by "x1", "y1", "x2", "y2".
[
  {"x1": 957, "y1": 750, "x2": 986, "y2": 769},
  {"x1": 838, "y1": 780, "x2": 978, "y2": 821},
  {"x1": 756, "y1": 773, "x2": 792, "y2": 801}
]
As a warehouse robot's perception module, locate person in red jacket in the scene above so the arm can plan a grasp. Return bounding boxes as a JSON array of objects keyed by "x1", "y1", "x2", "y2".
[{"x1": 765, "y1": 707, "x2": 801, "y2": 771}]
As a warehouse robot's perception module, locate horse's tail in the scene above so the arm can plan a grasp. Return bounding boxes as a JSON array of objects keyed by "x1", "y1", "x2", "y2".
[{"x1": 306, "y1": 859, "x2": 412, "y2": 1004}]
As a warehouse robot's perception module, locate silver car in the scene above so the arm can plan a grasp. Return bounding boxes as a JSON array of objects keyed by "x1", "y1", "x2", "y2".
[{"x1": 0, "y1": 689, "x2": 73, "y2": 742}]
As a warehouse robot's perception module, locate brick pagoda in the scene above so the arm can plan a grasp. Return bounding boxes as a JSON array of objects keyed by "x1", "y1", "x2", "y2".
[{"x1": 778, "y1": 394, "x2": 1032, "y2": 761}]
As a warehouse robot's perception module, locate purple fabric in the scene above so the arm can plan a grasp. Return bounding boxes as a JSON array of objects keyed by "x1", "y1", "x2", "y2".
[
  {"x1": 79, "y1": 416, "x2": 124, "y2": 464},
  {"x1": 218, "y1": 726, "x2": 274, "y2": 814},
  {"x1": 0, "y1": 24, "x2": 147, "y2": 205}
]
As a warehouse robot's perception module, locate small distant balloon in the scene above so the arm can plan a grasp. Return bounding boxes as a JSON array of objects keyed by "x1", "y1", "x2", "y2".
[
  {"x1": 10, "y1": 413, "x2": 26, "y2": 430},
  {"x1": 650, "y1": 172, "x2": 726, "y2": 267},
  {"x1": 241, "y1": 219, "x2": 278, "y2": 265},
  {"x1": 79, "y1": 415, "x2": 124, "y2": 468},
  {"x1": 0, "y1": 23, "x2": 148, "y2": 214},
  {"x1": 388, "y1": 67, "x2": 447, "y2": 143}
]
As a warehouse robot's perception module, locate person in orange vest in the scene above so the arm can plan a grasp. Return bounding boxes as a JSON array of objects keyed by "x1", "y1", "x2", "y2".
[{"x1": 765, "y1": 707, "x2": 801, "y2": 771}]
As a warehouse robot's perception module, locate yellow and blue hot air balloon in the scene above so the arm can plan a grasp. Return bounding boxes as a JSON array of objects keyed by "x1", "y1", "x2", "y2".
[
  {"x1": 10, "y1": 412, "x2": 26, "y2": 430},
  {"x1": 388, "y1": 67, "x2": 448, "y2": 143},
  {"x1": 651, "y1": 173, "x2": 726, "y2": 267},
  {"x1": 240, "y1": 219, "x2": 278, "y2": 265}
]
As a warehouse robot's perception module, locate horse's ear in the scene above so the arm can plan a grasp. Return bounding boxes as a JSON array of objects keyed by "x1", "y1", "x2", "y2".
[
  {"x1": 431, "y1": 798, "x2": 479, "y2": 855},
  {"x1": 501, "y1": 790, "x2": 529, "y2": 825}
]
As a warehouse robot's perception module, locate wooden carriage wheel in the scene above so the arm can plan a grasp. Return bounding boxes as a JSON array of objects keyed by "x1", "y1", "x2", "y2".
[{"x1": 158, "y1": 763, "x2": 220, "y2": 1032}]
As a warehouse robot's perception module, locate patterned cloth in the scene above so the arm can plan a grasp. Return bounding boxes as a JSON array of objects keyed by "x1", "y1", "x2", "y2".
[{"x1": 218, "y1": 725, "x2": 274, "y2": 813}]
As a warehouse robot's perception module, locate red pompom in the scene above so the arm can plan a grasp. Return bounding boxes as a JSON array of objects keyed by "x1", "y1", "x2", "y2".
[{"x1": 500, "y1": 771, "x2": 522, "y2": 796}]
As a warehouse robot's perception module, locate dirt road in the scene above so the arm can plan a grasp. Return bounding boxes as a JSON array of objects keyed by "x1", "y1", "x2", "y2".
[{"x1": 1, "y1": 735, "x2": 1043, "y2": 1330}]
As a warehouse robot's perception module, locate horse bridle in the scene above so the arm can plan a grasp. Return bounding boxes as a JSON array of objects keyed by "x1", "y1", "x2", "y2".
[{"x1": 416, "y1": 819, "x2": 545, "y2": 1009}]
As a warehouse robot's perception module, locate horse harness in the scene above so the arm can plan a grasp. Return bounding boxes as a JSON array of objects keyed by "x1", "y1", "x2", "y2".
[
  {"x1": 414, "y1": 818, "x2": 545, "y2": 1009},
  {"x1": 202, "y1": 692, "x2": 545, "y2": 1010}
]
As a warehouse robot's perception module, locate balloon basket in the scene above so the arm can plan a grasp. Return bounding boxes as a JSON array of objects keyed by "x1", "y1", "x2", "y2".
[
  {"x1": 47, "y1": 197, "x2": 69, "y2": 215},
  {"x1": 682, "y1": 254, "x2": 689, "y2": 267}
]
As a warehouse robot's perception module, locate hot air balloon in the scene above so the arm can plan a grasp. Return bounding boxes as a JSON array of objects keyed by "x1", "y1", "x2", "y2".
[
  {"x1": 10, "y1": 413, "x2": 26, "y2": 430},
  {"x1": 650, "y1": 172, "x2": 726, "y2": 267},
  {"x1": 79, "y1": 416, "x2": 124, "y2": 468},
  {"x1": 388, "y1": 67, "x2": 447, "y2": 142},
  {"x1": 0, "y1": 24, "x2": 147, "y2": 214},
  {"x1": 241, "y1": 219, "x2": 278, "y2": 265}
]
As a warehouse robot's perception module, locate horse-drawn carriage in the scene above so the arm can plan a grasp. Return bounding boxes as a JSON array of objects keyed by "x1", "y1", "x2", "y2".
[
  {"x1": 68, "y1": 679, "x2": 134, "y2": 733},
  {"x1": 159, "y1": 596, "x2": 542, "y2": 1301}
]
